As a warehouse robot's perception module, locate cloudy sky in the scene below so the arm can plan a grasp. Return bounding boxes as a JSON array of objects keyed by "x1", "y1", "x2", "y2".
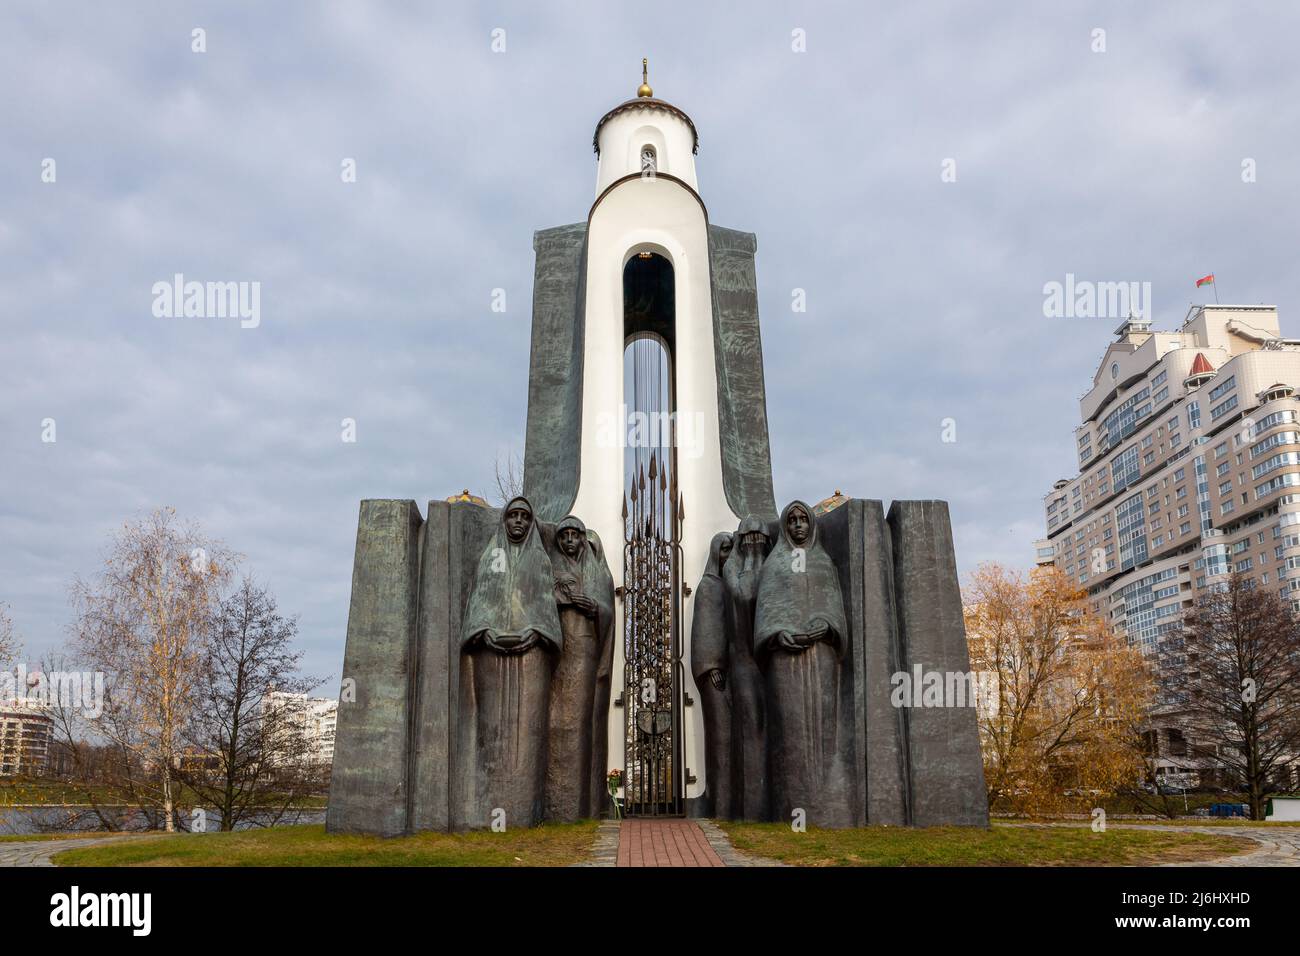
[{"x1": 4, "y1": 2, "x2": 1299, "y2": 687}]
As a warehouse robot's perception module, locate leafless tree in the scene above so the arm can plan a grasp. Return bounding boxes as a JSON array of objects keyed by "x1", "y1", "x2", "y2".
[
  {"x1": 494, "y1": 450, "x2": 524, "y2": 506},
  {"x1": 0, "y1": 602, "x2": 20, "y2": 668},
  {"x1": 68, "y1": 508, "x2": 233, "y2": 831},
  {"x1": 39, "y1": 649, "x2": 159, "y2": 832},
  {"x1": 1116, "y1": 722, "x2": 1191, "y2": 819},
  {"x1": 174, "y1": 576, "x2": 325, "y2": 830},
  {"x1": 1160, "y1": 573, "x2": 1300, "y2": 819}
]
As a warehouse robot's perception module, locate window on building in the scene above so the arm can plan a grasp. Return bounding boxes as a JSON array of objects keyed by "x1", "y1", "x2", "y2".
[{"x1": 1209, "y1": 375, "x2": 1236, "y2": 401}]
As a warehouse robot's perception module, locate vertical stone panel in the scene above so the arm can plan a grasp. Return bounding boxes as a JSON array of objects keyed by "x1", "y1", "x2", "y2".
[
  {"x1": 448, "y1": 503, "x2": 502, "y2": 830},
  {"x1": 522, "y1": 223, "x2": 588, "y2": 522},
  {"x1": 819, "y1": 500, "x2": 909, "y2": 826},
  {"x1": 326, "y1": 499, "x2": 423, "y2": 836},
  {"x1": 814, "y1": 502, "x2": 865, "y2": 826},
  {"x1": 888, "y1": 500, "x2": 989, "y2": 827},
  {"x1": 857, "y1": 501, "x2": 911, "y2": 826},
  {"x1": 409, "y1": 501, "x2": 451, "y2": 832},
  {"x1": 707, "y1": 224, "x2": 777, "y2": 521}
]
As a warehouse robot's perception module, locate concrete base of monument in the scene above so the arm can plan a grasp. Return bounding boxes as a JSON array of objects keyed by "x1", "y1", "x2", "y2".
[{"x1": 325, "y1": 496, "x2": 988, "y2": 835}]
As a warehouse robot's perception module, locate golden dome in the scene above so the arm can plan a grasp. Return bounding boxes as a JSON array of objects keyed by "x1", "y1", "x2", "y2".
[
  {"x1": 637, "y1": 57, "x2": 653, "y2": 98},
  {"x1": 814, "y1": 490, "x2": 849, "y2": 515},
  {"x1": 446, "y1": 488, "x2": 489, "y2": 507}
]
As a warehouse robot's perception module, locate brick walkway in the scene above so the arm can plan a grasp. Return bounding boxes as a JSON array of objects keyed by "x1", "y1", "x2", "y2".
[{"x1": 616, "y1": 819, "x2": 725, "y2": 867}]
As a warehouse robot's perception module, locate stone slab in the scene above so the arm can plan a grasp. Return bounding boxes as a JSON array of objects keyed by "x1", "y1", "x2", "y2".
[
  {"x1": 887, "y1": 500, "x2": 990, "y2": 827},
  {"x1": 326, "y1": 499, "x2": 423, "y2": 836},
  {"x1": 522, "y1": 223, "x2": 588, "y2": 523},
  {"x1": 707, "y1": 224, "x2": 777, "y2": 521}
]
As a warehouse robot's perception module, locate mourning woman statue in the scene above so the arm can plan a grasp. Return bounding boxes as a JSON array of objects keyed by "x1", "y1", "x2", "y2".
[
  {"x1": 754, "y1": 500, "x2": 854, "y2": 827},
  {"x1": 545, "y1": 515, "x2": 616, "y2": 822},
  {"x1": 461, "y1": 496, "x2": 562, "y2": 828},
  {"x1": 689, "y1": 532, "x2": 734, "y2": 818},
  {"x1": 723, "y1": 514, "x2": 772, "y2": 820}
]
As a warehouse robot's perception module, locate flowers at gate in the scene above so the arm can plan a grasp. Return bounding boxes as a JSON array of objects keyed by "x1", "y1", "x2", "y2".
[{"x1": 607, "y1": 768, "x2": 624, "y2": 819}]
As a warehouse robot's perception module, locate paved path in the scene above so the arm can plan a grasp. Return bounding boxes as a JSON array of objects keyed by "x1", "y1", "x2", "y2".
[
  {"x1": 695, "y1": 819, "x2": 788, "y2": 866},
  {"x1": 574, "y1": 819, "x2": 620, "y2": 867},
  {"x1": 616, "y1": 819, "x2": 725, "y2": 867},
  {"x1": 1005, "y1": 821, "x2": 1300, "y2": 866},
  {"x1": 0, "y1": 836, "x2": 130, "y2": 867},
  {"x1": 1133, "y1": 823, "x2": 1300, "y2": 866}
]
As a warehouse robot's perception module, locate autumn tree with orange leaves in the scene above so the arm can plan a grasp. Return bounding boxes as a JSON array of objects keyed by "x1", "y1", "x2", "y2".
[{"x1": 964, "y1": 563, "x2": 1154, "y2": 816}]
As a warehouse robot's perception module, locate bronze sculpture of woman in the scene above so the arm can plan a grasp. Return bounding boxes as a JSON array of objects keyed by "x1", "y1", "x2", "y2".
[
  {"x1": 461, "y1": 496, "x2": 562, "y2": 828},
  {"x1": 690, "y1": 531, "x2": 734, "y2": 818},
  {"x1": 545, "y1": 514, "x2": 615, "y2": 822},
  {"x1": 754, "y1": 500, "x2": 854, "y2": 827},
  {"x1": 723, "y1": 514, "x2": 772, "y2": 820}
]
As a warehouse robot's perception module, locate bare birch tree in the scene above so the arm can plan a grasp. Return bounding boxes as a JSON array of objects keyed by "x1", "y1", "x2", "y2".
[{"x1": 69, "y1": 508, "x2": 232, "y2": 831}]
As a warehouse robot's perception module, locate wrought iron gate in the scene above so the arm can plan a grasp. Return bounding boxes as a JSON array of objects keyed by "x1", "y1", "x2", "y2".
[{"x1": 621, "y1": 450, "x2": 685, "y2": 816}]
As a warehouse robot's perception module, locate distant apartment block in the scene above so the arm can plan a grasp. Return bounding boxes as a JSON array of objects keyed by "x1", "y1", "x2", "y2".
[
  {"x1": 262, "y1": 691, "x2": 337, "y2": 767},
  {"x1": 0, "y1": 700, "x2": 53, "y2": 776}
]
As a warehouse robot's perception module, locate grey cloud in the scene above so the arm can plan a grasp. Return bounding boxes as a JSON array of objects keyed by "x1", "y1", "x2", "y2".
[{"x1": 3, "y1": 2, "x2": 1299, "y2": 685}]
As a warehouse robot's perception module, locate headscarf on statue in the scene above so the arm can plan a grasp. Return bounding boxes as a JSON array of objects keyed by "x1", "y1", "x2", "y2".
[
  {"x1": 753, "y1": 500, "x2": 848, "y2": 660},
  {"x1": 551, "y1": 514, "x2": 618, "y2": 818},
  {"x1": 551, "y1": 514, "x2": 616, "y2": 635},
  {"x1": 691, "y1": 531, "x2": 734, "y2": 680},
  {"x1": 463, "y1": 496, "x2": 563, "y2": 652}
]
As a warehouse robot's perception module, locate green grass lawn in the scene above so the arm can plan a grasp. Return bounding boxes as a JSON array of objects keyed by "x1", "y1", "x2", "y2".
[
  {"x1": 51, "y1": 822, "x2": 600, "y2": 867},
  {"x1": 718, "y1": 822, "x2": 1255, "y2": 866}
]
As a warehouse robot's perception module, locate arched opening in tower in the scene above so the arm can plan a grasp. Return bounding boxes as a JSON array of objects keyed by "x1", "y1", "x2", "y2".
[
  {"x1": 623, "y1": 250, "x2": 676, "y2": 519},
  {"x1": 621, "y1": 250, "x2": 683, "y2": 816}
]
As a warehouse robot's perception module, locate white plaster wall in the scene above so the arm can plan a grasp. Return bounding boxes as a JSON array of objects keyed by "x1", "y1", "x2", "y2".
[
  {"x1": 595, "y1": 106, "x2": 698, "y2": 195},
  {"x1": 573, "y1": 174, "x2": 739, "y2": 801}
]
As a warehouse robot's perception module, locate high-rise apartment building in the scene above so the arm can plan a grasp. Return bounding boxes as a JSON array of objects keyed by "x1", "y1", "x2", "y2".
[
  {"x1": 1043, "y1": 304, "x2": 1300, "y2": 632},
  {"x1": 1041, "y1": 305, "x2": 1300, "y2": 776}
]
